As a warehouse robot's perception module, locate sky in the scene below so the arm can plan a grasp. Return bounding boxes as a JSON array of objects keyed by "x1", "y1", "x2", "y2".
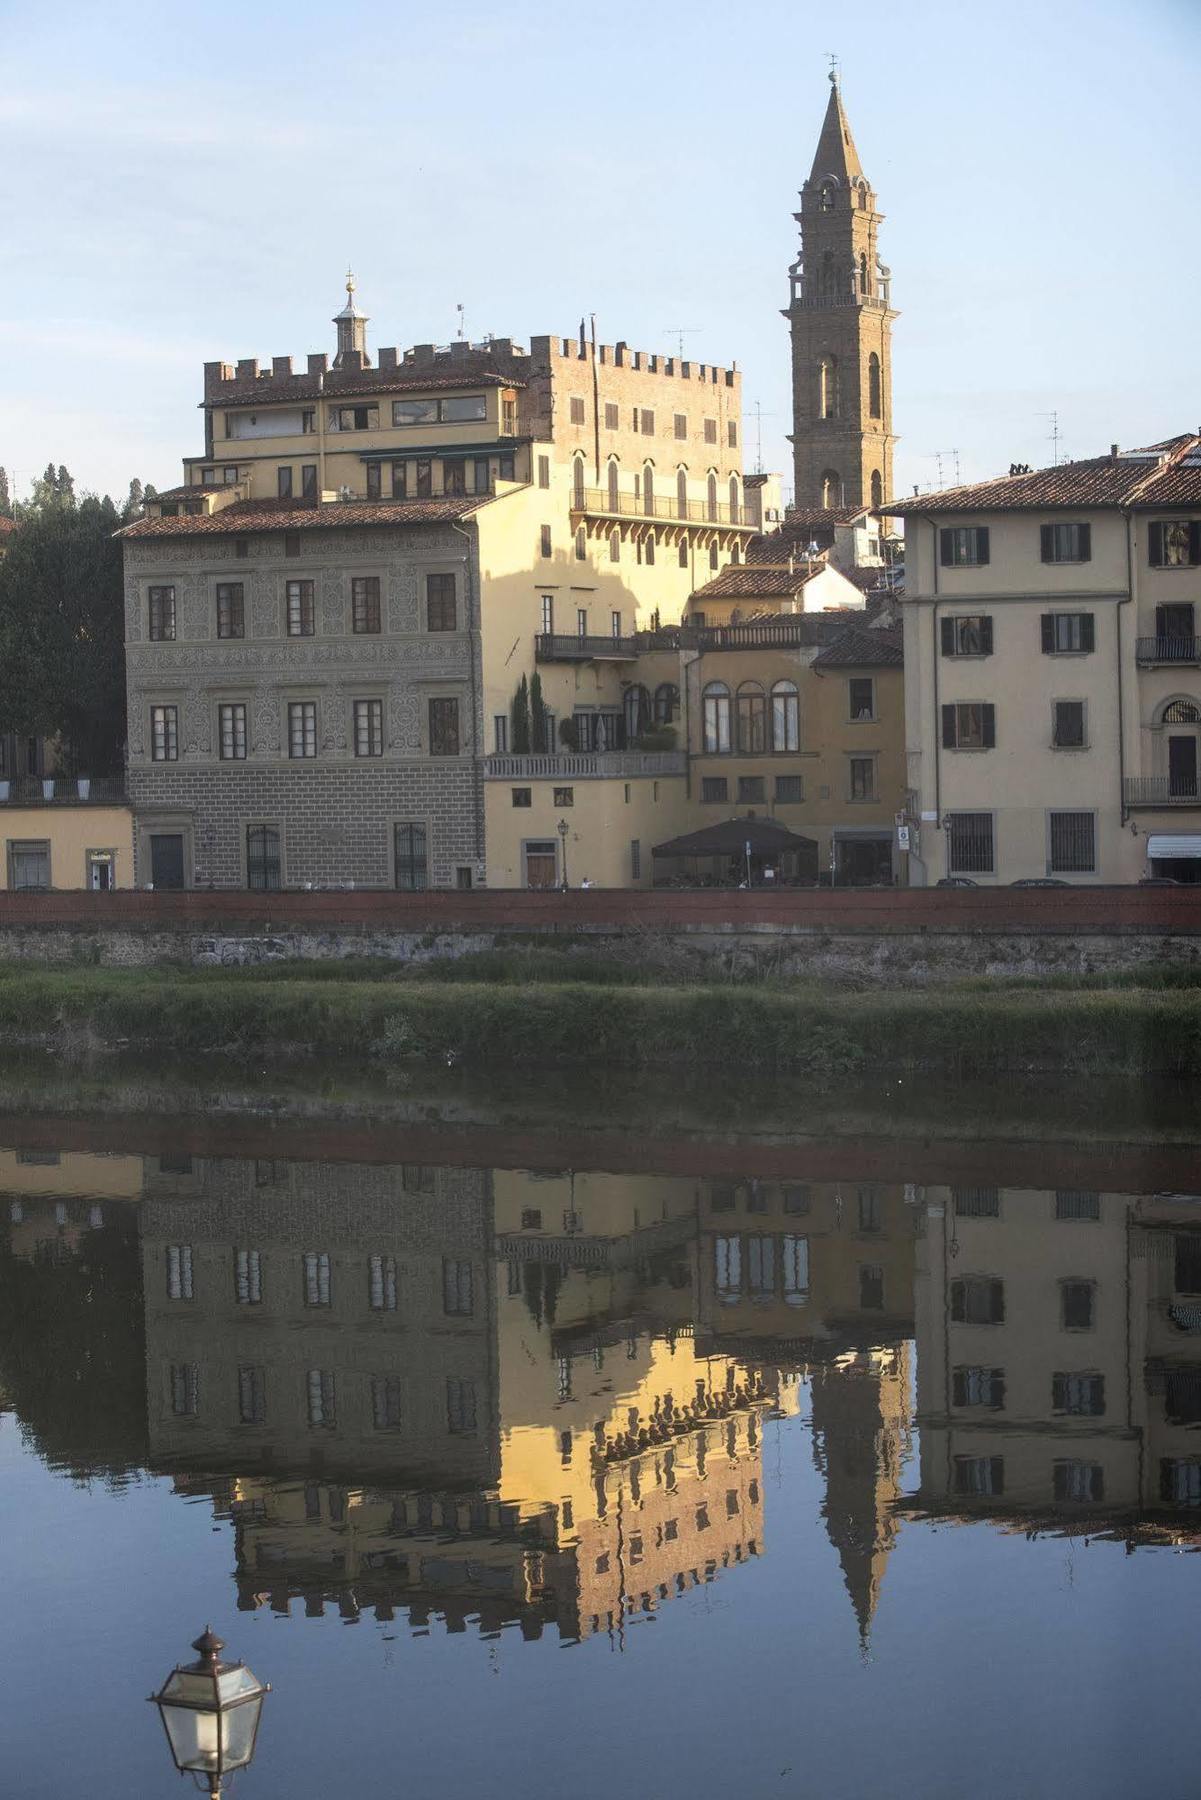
[{"x1": 2, "y1": 0, "x2": 1199, "y2": 507}]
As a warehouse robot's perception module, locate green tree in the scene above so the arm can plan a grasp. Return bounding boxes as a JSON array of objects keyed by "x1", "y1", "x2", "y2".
[
  {"x1": 0, "y1": 490, "x2": 126, "y2": 774},
  {"x1": 123, "y1": 478, "x2": 144, "y2": 523},
  {"x1": 529, "y1": 670, "x2": 547, "y2": 753},
  {"x1": 511, "y1": 673, "x2": 531, "y2": 754},
  {"x1": 0, "y1": 467, "x2": 11, "y2": 518}
]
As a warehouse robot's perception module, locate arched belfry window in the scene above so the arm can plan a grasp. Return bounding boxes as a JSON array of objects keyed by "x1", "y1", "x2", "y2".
[
  {"x1": 858, "y1": 185, "x2": 868, "y2": 210},
  {"x1": 819, "y1": 181, "x2": 836, "y2": 211},
  {"x1": 607, "y1": 460, "x2": 619, "y2": 511},
  {"x1": 821, "y1": 469, "x2": 843, "y2": 508},
  {"x1": 677, "y1": 467, "x2": 689, "y2": 519},
  {"x1": 818, "y1": 356, "x2": 839, "y2": 421},
  {"x1": 870, "y1": 469, "x2": 883, "y2": 509},
  {"x1": 868, "y1": 353, "x2": 882, "y2": 419},
  {"x1": 859, "y1": 253, "x2": 869, "y2": 295}
]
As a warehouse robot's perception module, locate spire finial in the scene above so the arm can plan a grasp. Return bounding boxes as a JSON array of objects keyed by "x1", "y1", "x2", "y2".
[
  {"x1": 826, "y1": 52, "x2": 840, "y2": 87},
  {"x1": 345, "y1": 266, "x2": 355, "y2": 298}
]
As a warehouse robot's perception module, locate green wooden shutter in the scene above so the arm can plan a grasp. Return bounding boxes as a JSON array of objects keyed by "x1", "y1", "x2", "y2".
[
  {"x1": 1040, "y1": 524, "x2": 1054, "y2": 562},
  {"x1": 940, "y1": 617, "x2": 955, "y2": 655},
  {"x1": 1081, "y1": 613, "x2": 1095, "y2": 652},
  {"x1": 982, "y1": 705, "x2": 996, "y2": 748},
  {"x1": 1149, "y1": 522, "x2": 1165, "y2": 567},
  {"x1": 1041, "y1": 615, "x2": 1055, "y2": 653},
  {"x1": 1079, "y1": 523, "x2": 1091, "y2": 561},
  {"x1": 975, "y1": 527, "x2": 990, "y2": 565},
  {"x1": 942, "y1": 705, "x2": 956, "y2": 748},
  {"x1": 939, "y1": 529, "x2": 953, "y2": 567},
  {"x1": 979, "y1": 616, "x2": 994, "y2": 655}
]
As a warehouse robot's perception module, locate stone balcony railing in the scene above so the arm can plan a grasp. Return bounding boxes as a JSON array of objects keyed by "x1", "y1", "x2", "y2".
[
  {"x1": 484, "y1": 752, "x2": 686, "y2": 781},
  {"x1": 571, "y1": 487, "x2": 757, "y2": 528},
  {"x1": 0, "y1": 776, "x2": 127, "y2": 806}
]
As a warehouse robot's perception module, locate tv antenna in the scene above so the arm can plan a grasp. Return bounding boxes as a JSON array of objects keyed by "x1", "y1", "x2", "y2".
[
  {"x1": 1040, "y1": 410, "x2": 1063, "y2": 465},
  {"x1": 928, "y1": 449, "x2": 960, "y2": 489},
  {"x1": 456, "y1": 303, "x2": 466, "y2": 342},
  {"x1": 663, "y1": 326, "x2": 700, "y2": 359},
  {"x1": 750, "y1": 401, "x2": 778, "y2": 475}
]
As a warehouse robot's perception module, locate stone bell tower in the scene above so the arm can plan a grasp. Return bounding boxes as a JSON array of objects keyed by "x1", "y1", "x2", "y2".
[{"x1": 785, "y1": 73, "x2": 897, "y2": 513}]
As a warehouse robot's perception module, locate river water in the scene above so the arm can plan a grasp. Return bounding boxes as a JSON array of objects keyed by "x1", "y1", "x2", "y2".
[{"x1": 1, "y1": 1076, "x2": 1198, "y2": 1799}]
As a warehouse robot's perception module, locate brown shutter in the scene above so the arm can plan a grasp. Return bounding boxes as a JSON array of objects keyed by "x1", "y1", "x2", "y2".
[
  {"x1": 942, "y1": 705, "x2": 956, "y2": 748},
  {"x1": 1079, "y1": 523, "x2": 1091, "y2": 561},
  {"x1": 939, "y1": 529, "x2": 953, "y2": 567},
  {"x1": 979, "y1": 616, "x2": 994, "y2": 655},
  {"x1": 1149, "y1": 523, "x2": 1165, "y2": 567},
  {"x1": 940, "y1": 617, "x2": 955, "y2": 655},
  {"x1": 976, "y1": 527, "x2": 990, "y2": 565},
  {"x1": 1081, "y1": 613, "x2": 1095, "y2": 652},
  {"x1": 982, "y1": 704, "x2": 996, "y2": 748},
  {"x1": 1040, "y1": 524, "x2": 1053, "y2": 562},
  {"x1": 1041, "y1": 615, "x2": 1055, "y2": 653}
]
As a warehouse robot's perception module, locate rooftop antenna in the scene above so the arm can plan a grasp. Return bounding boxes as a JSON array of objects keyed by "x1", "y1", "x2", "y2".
[
  {"x1": 456, "y1": 303, "x2": 466, "y2": 342},
  {"x1": 750, "y1": 401, "x2": 777, "y2": 476},
  {"x1": 1040, "y1": 410, "x2": 1063, "y2": 465},
  {"x1": 662, "y1": 327, "x2": 700, "y2": 359},
  {"x1": 928, "y1": 450, "x2": 959, "y2": 490}
]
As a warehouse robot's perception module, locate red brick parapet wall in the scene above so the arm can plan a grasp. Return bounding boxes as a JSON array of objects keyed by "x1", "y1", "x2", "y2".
[{"x1": 0, "y1": 886, "x2": 1197, "y2": 932}]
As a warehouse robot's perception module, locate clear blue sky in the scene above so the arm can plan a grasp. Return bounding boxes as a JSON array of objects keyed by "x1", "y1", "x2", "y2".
[{"x1": 3, "y1": 0, "x2": 1198, "y2": 505}]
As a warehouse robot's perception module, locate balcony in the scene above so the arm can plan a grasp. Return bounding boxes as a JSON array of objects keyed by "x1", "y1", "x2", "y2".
[
  {"x1": 570, "y1": 487, "x2": 757, "y2": 529},
  {"x1": 0, "y1": 776, "x2": 127, "y2": 806},
  {"x1": 535, "y1": 632, "x2": 638, "y2": 662},
  {"x1": 1124, "y1": 776, "x2": 1200, "y2": 808},
  {"x1": 1136, "y1": 636, "x2": 1201, "y2": 666},
  {"x1": 641, "y1": 619, "x2": 821, "y2": 650},
  {"x1": 484, "y1": 751, "x2": 686, "y2": 781}
]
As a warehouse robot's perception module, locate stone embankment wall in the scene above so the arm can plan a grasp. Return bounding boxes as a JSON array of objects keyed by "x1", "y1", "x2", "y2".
[{"x1": 0, "y1": 889, "x2": 1196, "y2": 983}]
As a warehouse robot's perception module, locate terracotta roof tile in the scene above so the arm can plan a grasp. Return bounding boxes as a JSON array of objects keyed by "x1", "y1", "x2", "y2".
[
  {"x1": 812, "y1": 622, "x2": 904, "y2": 669},
  {"x1": 118, "y1": 496, "x2": 483, "y2": 539},
  {"x1": 689, "y1": 563, "x2": 817, "y2": 601},
  {"x1": 884, "y1": 436, "x2": 1201, "y2": 514}
]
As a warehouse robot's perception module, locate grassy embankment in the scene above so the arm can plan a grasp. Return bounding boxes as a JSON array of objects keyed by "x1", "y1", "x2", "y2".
[{"x1": 0, "y1": 957, "x2": 1197, "y2": 1076}]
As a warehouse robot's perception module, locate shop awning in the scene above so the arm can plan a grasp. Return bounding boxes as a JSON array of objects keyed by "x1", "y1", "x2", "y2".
[
  {"x1": 653, "y1": 818, "x2": 817, "y2": 859},
  {"x1": 1148, "y1": 835, "x2": 1201, "y2": 860}
]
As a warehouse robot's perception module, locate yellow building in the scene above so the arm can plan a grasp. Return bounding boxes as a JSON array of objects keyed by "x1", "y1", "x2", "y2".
[{"x1": 0, "y1": 794, "x2": 133, "y2": 890}]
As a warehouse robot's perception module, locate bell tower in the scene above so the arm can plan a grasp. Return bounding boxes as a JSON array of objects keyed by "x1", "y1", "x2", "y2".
[{"x1": 785, "y1": 73, "x2": 897, "y2": 514}]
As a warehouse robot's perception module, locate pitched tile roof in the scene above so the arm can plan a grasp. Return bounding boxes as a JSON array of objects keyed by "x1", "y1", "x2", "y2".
[
  {"x1": 812, "y1": 622, "x2": 904, "y2": 669},
  {"x1": 117, "y1": 496, "x2": 484, "y2": 539},
  {"x1": 884, "y1": 435, "x2": 1201, "y2": 514},
  {"x1": 747, "y1": 509, "x2": 866, "y2": 560},
  {"x1": 689, "y1": 563, "x2": 819, "y2": 601}
]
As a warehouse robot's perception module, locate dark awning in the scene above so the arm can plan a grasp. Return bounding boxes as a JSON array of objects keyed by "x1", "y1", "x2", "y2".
[{"x1": 653, "y1": 817, "x2": 818, "y2": 858}]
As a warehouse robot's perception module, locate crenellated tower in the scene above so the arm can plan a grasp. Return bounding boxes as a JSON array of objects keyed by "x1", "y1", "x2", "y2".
[{"x1": 784, "y1": 74, "x2": 897, "y2": 514}]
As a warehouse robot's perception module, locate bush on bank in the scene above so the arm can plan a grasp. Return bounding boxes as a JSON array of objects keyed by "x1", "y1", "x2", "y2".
[{"x1": 0, "y1": 966, "x2": 1196, "y2": 1076}]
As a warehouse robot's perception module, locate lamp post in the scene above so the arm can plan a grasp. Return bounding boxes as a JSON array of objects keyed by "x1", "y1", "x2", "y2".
[
  {"x1": 150, "y1": 1627, "x2": 270, "y2": 1798},
  {"x1": 557, "y1": 816, "x2": 570, "y2": 888}
]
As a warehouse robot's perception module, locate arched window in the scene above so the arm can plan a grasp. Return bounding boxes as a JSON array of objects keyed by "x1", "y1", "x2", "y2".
[
  {"x1": 771, "y1": 681, "x2": 799, "y2": 752},
  {"x1": 706, "y1": 472, "x2": 718, "y2": 522},
  {"x1": 870, "y1": 469, "x2": 883, "y2": 509},
  {"x1": 819, "y1": 181, "x2": 835, "y2": 211},
  {"x1": 818, "y1": 356, "x2": 839, "y2": 420},
  {"x1": 702, "y1": 683, "x2": 731, "y2": 754},
  {"x1": 677, "y1": 467, "x2": 689, "y2": 519},
  {"x1": 607, "y1": 460, "x2": 620, "y2": 511},
  {"x1": 653, "y1": 683, "x2": 680, "y2": 725},
  {"x1": 859, "y1": 252, "x2": 869, "y2": 295},
  {"x1": 821, "y1": 469, "x2": 843, "y2": 508},
  {"x1": 736, "y1": 682, "x2": 767, "y2": 755},
  {"x1": 858, "y1": 185, "x2": 868, "y2": 210},
  {"x1": 643, "y1": 463, "x2": 655, "y2": 515},
  {"x1": 624, "y1": 685, "x2": 651, "y2": 742},
  {"x1": 1162, "y1": 699, "x2": 1201, "y2": 725},
  {"x1": 729, "y1": 474, "x2": 740, "y2": 519},
  {"x1": 572, "y1": 454, "x2": 586, "y2": 507},
  {"x1": 574, "y1": 524, "x2": 587, "y2": 561},
  {"x1": 868, "y1": 352, "x2": 882, "y2": 419}
]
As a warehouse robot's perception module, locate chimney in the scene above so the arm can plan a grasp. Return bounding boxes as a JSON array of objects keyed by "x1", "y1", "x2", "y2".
[
  {"x1": 272, "y1": 355, "x2": 292, "y2": 378},
  {"x1": 1110, "y1": 443, "x2": 1119, "y2": 461},
  {"x1": 307, "y1": 354, "x2": 328, "y2": 377},
  {"x1": 236, "y1": 358, "x2": 259, "y2": 382},
  {"x1": 378, "y1": 346, "x2": 398, "y2": 371}
]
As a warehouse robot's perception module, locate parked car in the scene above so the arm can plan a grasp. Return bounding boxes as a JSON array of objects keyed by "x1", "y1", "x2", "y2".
[
  {"x1": 936, "y1": 876, "x2": 978, "y2": 888},
  {"x1": 1010, "y1": 877, "x2": 1070, "y2": 887}
]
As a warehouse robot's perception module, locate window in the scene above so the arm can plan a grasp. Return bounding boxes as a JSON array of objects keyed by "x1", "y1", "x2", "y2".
[
  {"x1": 447, "y1": 1378, "x2": 477, "y2": 1433},
  {"x1": 703, "y1": 683, "x2": 731, "y2": 754},
  {"x1": 1041, "y1": 612, "x2": 1095, "y2": 654},
  {"x1": 1052, "y1": 1372, "x2": 1105, "y2": 1416},
  {"x1": 868, "y1": 352, "x2": 882, "y2": 418},
  {"x1": 703, "y1": 418, "x2": 718, "y2": 445},
  {"x1": 1056, "y1": 1189, "x2": 1101, "y2": 1221},
  {"x1": 574, "y1": 525, "x2": 587, "y2": 560},
  {"x1": 954, "y1": 1187, "x2": 1000, "y2": 1217},
  {"x1": 8, "y1": 840, "x2": 50, "y2": 889},
  {"x1": 639, "y1": 409, "x2": 654, "y2": 435},
  {"x1": 443, "y1": 1258, "x2": 473, "y2": 1316},
  {"x1": 820, "y1": 469, "x2": 842, "y2": 508},
  {"x1": 859, "y1": 1264, "x2": 885, "y2": 1309},
  {"x1": 366, "y1": 462, "x2": 382, "y2": 499},
  {"x1": 609, "y1": 531, "x2": 620, "y2": 563},
  {"x1": 782, "y1": 1235, "x2": 809, "y2": 1304},
  {"x1": 170, "y1": 1364, "x2": 198, "y2": 1417},
  {"x1": 950, "y1": 1276, "x2": 1005, "y2": 1323},
  {"x1": 148, "y1": 586, "x2": 176, "y2": 641},
  {"x1": 1061, "y1": 1280, "x2": 1096, "y2": 1330},
  {"x1": 1054, "y1": 1461, "x2": 1103, "y2": 1503},
  {"x1": 701, "y1": 776, "x2": 728, "y2": 803},
  {"x1": 353, "y1": 699, "x2": 383, "y2": 758},
  {"x1": 553, "y1": 786, "x2": 573, "y2": 808},
  {"x1": 331, "y1": 404, "x2": 379, "y2": 431},
  {"x1": 738, "y1": 776, "x2": 765, "y2": 804},
  {"x1": 443, "y1": 458, "x2": 467, "y2": 496},
  {"x1": 1049, "y1": 810, "x2": 1095, "y2": 873},
  {"x1": 947, "y1": 811, "x2": 994, "y2": 874},
  {"x1": 415, "y1": 460, "x2": 432, "y2": 497},
  {"x1": 630, "y1": 838, "x2": 641, "y2": 880},
  {"x1": 151, "y1": 705, "x2": 178, "y2": 762},
  {"x1": 1052, "y1": 700, "x2": 1086, "y2": 749},
  {"x1": 238, "y1": 1366, "x2": 266, "y2": 1425},
  {"x1": 952, "y1": 1366, "x2": 1005, "y2": 1409},
  {"x1": 166, "y1": 1245, "x2": 193, "y2": 1300},
  {"x1": 679, "y1": 540, "x2": 689, "y2": 568},
  {"x1": 284, "y1": 532, "x2": 301, "y2": 557},
  {"x1": 288, "y1": 702, "x2": 317, "y2": 758},
  {"x1": 706, "y1": 471, "x2": 718, "y2": 521},
  {"x1": 1040, "y1": 522, "x2": 1092, "y2": 564},
  {"x1": 772, "y1": 681, "x2": 800, "y2": 750},
  {"x1": 736, "y1": 683, "x2": 767, "y2": 754},
  {"x1": 369, "y1": 1253, "x2": 397, "y2": 1311},
  {"x1": 303, "y1": 1252, "x2": 331, "y2": 1306},
  {"x1": 246, "y1": 825, "x2": 281, "y2": 891},
  {"x1": 940, "y1": 526, "x2": 990, "y2": 566},
  {"x1": 537, "y1": 454, "x2": 550, "y2": 490},
  {"x1": 940, "y1": 615, "x2": 993, "y2": 657},
  {"x1": 302, "y1": 463, "x2": 317, "y2": 499},
  {"x1": 511, "y1": 787, "x2": 531, "y2": 808},
  {"x1": 775, "y1": 775, "x2": 804, "y2": 803},
  {"x1": 428, "y1": 697, "x2": 460, "y2": 756},
  {"x1": 391, "y1": 398, "x2": 437, "y2": 427},
  {"x1": 286, "y1": 580, "x2": 315, "y2": 636},
  {"x1": 421, "y1": 571, "x2": 457, "y2": 633},
  {"x1": 540, "y1": 524, "x2": 552, "y2": 557},
  {"x1": 849, "y1": 757, "x2": 876, "y2": 801},
  {"x1": 953, "y1": 1456, "x2": 1004, "y2": 1497},
  {"x1": 1149, "y1": 521, "x2": 1201, "y2": 568},
  {"x1": 604, "y1": 402, "x2": 619, "y2": 430},
  {"x1": 235, "y1": 1249, "x2": 263, "y2": 1305},
  {"x1": 819, "y1": 180, "x2": 836, "y2": 211},
  {"x1": 942, "y1": 703, "x2": 996, "y2": 749},
  {"x1": 277, "y1": 466, "x2": 293, "y2": 499},
  {"x1": 653, "y1": 683, "x2": 679, "y2": 724},
  {"x1": 1161, "y1": 1459, "x2": 1201, "y2": 1505},
  {"x1": 848, "y1": 677, "x2": 876, "y2": 720},
  {"x1": 306, "y1": 1368, "x2": 336, "y2": 1428},
  {"x1": 728, "y1": 421, "x2": 738, "y2": 448},
  {"x1": 218, "y1": 703, "x2": 247, "y2": 761},
  {"x1": 394, "y1": 823, "x2": 428, "y2": 891},
  {"x1": 715, "y1": 1235, "x2": 742, "y2": 1301},
  {"x1": 352, "y1": 576, "x2": 381, "y2": 634},
  {"x1": 372, "y1": 1375, "x2": 403, "y2": 1430},
  {"x1": 708, "y1": 543, "x2": 719, "y2": 571},
  {"x1": 569, "y1": 396, "x2": 586, "y2": 425},
  {"x1": 216, "y1": 583, "x2": 244, "y2": 639}
]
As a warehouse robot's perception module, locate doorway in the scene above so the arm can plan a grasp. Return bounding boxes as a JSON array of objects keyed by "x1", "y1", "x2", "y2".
[
  {"x1": 835, "y1": 835, "x2": 893, "y2": 886},
  {"x1": 149, "y1": 834, "x2": 185, "y2": 890},
  {"x1": 524, "y1": 841, "x2": 559, "y2": 889},
  {"x1": 1169, "y1": 734, "x2": 1199, "y2": 798}
]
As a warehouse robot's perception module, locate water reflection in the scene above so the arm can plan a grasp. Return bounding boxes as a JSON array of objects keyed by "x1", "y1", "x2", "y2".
[{"x1": 2, "y1": 1133, "x2": 1200, "y2": 1663}]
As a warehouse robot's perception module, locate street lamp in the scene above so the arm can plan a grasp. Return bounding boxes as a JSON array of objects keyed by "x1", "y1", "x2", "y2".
[
  {"x1": 557, "y1": 816, "x2": 570, "y2": 888},
  {"x1": 150, "y1": 1627, "x2": 270, "y2": 1798}
]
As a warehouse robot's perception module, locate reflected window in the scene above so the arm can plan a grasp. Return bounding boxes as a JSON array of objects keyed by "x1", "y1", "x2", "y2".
[
  {"x1": 307, "y1": 1368, "x2": 336, "y2": 1428},
  {"x1": 443, "y1": 1257, "x2": 474, "y2": 1316},
  {"x1": 1161, "y1": 1459, "x2": 1201, "y2": 1505},
  {"x1": 950, "y1": 1276, "x2": 1004, "y2": 1323},
  {"x1": 234, "y1": 1248, "x2": 263, "y2": 1305},
  {"x1": 166, "y1": 1244, "x2": 193, "y2": 1301},
  {"x1": 953, "y1": 1455, "x2": 1004, "y2": 1496},
  {"x1": 782, "y1": 1234, "x2": 809, "y2": 1305},
  {"x1": 170, "y1": 1363, "x2": 198, "y2": 1417},
  {"x1": 238, "y1": 1365, "x2": 266, "y2": 1424},
  {"x1": 369, "y1": 1253, "x2": 398, "y2": 1312},
  {"x1": 953, "y1": 1188, "x2": 999, "y2": 1218},
  {"x1": 715, "y1": 1234, "x2": 741, "y2": 1302},
  {"x1": 303, "y1": 1251, "x2": 332, "y2": 1307},
  {"x1": 859, "y1": 1263, "x2": 884, "y2": 1310},
  {"x1": 747, "y1": 1234, "x2": 774, "y2": 1300},
  {"x1": 1055, "y1": 1190, "x2": 1100, "y2": 1221},
  {"x1": 372, "y1": 1375, "x2": 403, "y2": 1430},
  {"x1": 1053, "y1": 1460, "x2": 1103, "y2": 1503},
  {"x1": 447, "y1": 1377, "x2": 477, "y2": 1433},
  {"x1": 952, "y1": 1366, "x2": 1005, "y2": 1409},
  {"x1": 1061, "y1": 1279, "x2": 1095, "y2": 1330},
  {"x1": 1052, "y1": 1371, "x2": 1105, "y2": 1416}
]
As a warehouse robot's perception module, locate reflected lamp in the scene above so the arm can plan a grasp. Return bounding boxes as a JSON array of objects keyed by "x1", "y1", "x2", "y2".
[{"x1": 150, "y1": 1627, "x2": 269, "y2": 1797}]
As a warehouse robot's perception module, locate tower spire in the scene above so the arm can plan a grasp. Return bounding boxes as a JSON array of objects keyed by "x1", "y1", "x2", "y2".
[
  {"x1": 332, "y1": 270, "x2": 370, "y2": 369},
  {"x1": 809, "y1": 70, "x2": 864, "y2": 185}
]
